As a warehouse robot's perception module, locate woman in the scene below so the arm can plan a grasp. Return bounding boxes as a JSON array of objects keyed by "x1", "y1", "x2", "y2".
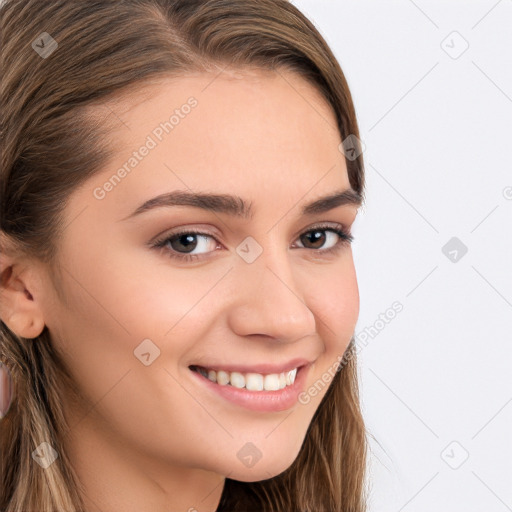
[{"x1": 0, "y1": 0, "x2": 368, "y2": 510}]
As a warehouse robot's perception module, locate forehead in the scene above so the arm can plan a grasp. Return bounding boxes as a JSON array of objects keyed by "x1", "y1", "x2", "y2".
[{"x1": 76, "y1": 69, "x2": 351, "y2": 222}]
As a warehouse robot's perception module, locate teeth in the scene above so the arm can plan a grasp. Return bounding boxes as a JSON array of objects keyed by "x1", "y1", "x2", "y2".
[
  {"x1": 264, "y1": 373, "x2": 280, "y2": 391},
  {"x1": 216, "y1": 370, "x2": 230, "y2": 386},
  {"x1": 193, "y1": 366, "x2": 298, "y2": 391},
  {"x1": 288, "y1": 368, "x2": 297, "y2": 385},
  {"x1": 230, "y1": 372, "x2": 245, "y2": 389},
  {"x1": 245, "y1": 373, "x2": 264, "y2": 391}
]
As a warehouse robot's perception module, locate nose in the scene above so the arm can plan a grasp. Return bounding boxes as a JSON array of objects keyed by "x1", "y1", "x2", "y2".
[{"x1": 226, "y1": 244, "x2": 317, "y2": 343}]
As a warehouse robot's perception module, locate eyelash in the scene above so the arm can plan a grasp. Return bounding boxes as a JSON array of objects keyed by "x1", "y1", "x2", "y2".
[{"x1": 151, "y1": 223, "x2": 354, "y2": 263}]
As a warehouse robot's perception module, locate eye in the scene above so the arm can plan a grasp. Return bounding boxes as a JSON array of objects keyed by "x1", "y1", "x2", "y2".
[
  {"x1": 152, "y1": 229, "x2": 219, "y2": 261},
  {"x1": 151, "y1": 223, "x2": 353, "y2": 262},
  {"x1": 294, "y1": 224, "x2": 353, "y2": 251}
]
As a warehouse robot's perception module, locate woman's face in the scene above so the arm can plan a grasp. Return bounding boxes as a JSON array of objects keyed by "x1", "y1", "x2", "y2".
[{"x1": 40, "y1": 68, "x2": 361, "y2": 484}]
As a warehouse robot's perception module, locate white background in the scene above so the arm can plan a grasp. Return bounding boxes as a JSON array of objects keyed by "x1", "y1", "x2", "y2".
[{"x1": 292, "y1": 1, "x2": 512, "y2": 510}]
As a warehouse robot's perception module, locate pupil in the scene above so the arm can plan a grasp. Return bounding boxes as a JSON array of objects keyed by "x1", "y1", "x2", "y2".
[
  {"x1": 302, "y1": 230, "x2": 325, "y2": 249},
  {"x1": 172, "y1": 234, "x2": 197, "y2": 253}
]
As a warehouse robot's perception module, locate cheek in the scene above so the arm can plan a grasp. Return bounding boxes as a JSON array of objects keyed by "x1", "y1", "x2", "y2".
[
  {"x1": 309, "y1": 258, "x2": 359, "y2": 345},
  {"x1": 303, "y1": 259, "x2": 359, "y2": 402},
  {"x1": 103, "y1": 261, "x2": 225, "y2": 345}
]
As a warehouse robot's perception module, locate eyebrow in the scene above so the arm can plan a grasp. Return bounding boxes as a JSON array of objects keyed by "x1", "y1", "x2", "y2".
[{"x1": 120, "y1": 188, "x2": 363, "y2": 221}]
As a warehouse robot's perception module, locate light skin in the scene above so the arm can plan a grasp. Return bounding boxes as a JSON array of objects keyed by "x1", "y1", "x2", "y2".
[{"x1": 0, "y1": 68, "x2": 361, "y2": 512}]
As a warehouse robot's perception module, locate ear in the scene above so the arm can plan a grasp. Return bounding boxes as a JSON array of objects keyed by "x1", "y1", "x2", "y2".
[{"x1": 0, "y1": 246, "x2": 45, "y2": 340}]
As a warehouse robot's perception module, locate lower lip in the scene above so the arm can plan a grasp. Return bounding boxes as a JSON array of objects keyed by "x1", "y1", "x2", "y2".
[{"x1": 189, "y1": 364, "x2": 311, "y2": 412}]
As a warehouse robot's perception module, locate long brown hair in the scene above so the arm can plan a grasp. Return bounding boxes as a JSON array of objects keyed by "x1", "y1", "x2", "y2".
[{"x1": 0, "y1": 0, "x2": 368, "y2": 510}]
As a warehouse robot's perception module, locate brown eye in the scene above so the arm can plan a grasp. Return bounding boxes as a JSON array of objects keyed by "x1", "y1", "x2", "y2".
[
  {"x1": 295, "y1": 226, "x2": 353, "y2": 252},
  {"x1": 300, "y1": 229, "x2": 327, "y2": 249},
  {"x1": 152, "y1": 230, "x2": 219, "y2": 262},
  {"x1": 167, "y1": 233, "x2": 201, "y2": 254}
]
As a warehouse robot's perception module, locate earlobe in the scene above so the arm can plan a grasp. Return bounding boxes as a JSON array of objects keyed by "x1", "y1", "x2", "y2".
[{"x1": 5, "y1": 312, "x2": 45, "y2": 339}]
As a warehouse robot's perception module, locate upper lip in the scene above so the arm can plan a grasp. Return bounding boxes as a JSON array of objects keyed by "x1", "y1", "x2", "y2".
[{"x1": 189, "y1": 357, "x2": 312, "y2": 375}]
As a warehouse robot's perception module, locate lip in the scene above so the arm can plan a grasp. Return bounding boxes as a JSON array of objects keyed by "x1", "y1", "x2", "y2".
[
  {"x1": 188, "y1": 363, "x2": 311, "y2": 412},
  {"x1": 187, "y1": 357, "x2": 311, "y2": 375}
]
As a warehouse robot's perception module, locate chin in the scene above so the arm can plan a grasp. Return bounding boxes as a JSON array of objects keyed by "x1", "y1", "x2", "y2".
[{"x1": 227, "y1": 453, "x2": 297, "y2": 483}]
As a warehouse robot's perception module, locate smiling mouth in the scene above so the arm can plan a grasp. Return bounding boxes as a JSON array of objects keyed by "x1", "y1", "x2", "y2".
[{"x1": 189, "y1": 364, "x2": 300, "y2": 392}]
